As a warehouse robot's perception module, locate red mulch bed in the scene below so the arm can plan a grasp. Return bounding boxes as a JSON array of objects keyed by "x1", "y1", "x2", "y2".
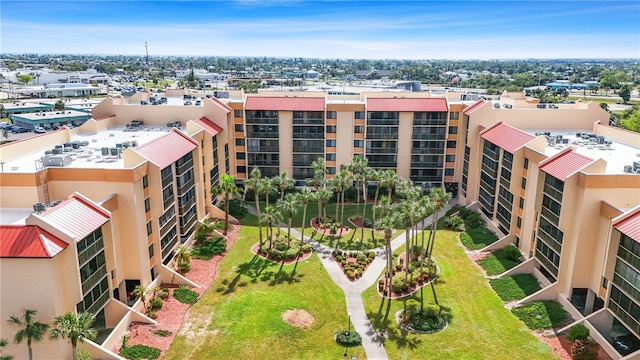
[
  {"x1": 310, "y1": 217, "x2": 351, "y2": 236},
  {"x1": 332, "y1": 252, "x2": 374, "y2": 281},
  {"x1": 113, "y1": 222, "x2": 241, "y2": 358},
  {"x1": 250, "y1": 242, "x2": 313, "y2": 264},
  {"x1": 376, "y1": 252, "x2": 436, "y2": 299},
  {"x1": 534, "y1": 332, "x2": 612, "y2": 360}
]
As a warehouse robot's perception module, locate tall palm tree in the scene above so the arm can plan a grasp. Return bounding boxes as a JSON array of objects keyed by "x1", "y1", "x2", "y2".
[
  {"x1": 261, "y1": 205, "x2": 280, "y2": 248},
  {"x1": 331, "y1": 169, "x2": 352, "y2": 226},
  {"x1": 277, "y1": 193, "x2": 301, "y2": 246},
  {"x1": 376, "y1": 212, "x2": 400, "y2": 296},
  {"x1": 257, "y1": 178, "x2": 274, "y2": 208},
  {"x1": 273, "y1": 171, "x2": 295, "y2": 200},
  {"x1": 297, "y1": 187, "x2": 315, "y2": 244},
  {"x1": 50, "y1": 312, "x2": 97, "y2": 360},
  {"x1": 418, "y1": 195, "x2": 433, "y2": 276},
  {"x1": 425, "y1": 187, "x2": 452, "y2": 265},
  {"x1": 7, "y1": 309, "x2": 49, "y2": 360},
  {"x1": 212, "y1": 174, "x2": 240, "y2": 235},
  {"x1": 398, "y1": 200, "x2": 418, "y2": 282},
  {"x1": 316, "y1": 188, "x2": 332, "y2": 223},
  {"x1": 311, "y1": 157, "x2": 327, "y2": 188},
  {"x1": 347, "y1": 155, "x2": 366, "y2": 216},
  {"x1": 245, "y1": 168, "x2": 264, "y2": 246},
  {"x1": 0, "y1": 337, "x2": 14, "y2": 360},
  {"x1": 373, "y1": 169, "x2": 394, "y2": 238}
]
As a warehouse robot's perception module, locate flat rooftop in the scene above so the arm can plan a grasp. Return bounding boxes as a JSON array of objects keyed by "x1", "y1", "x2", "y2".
[
  {"x1": 1, "y1": 125, "x2": 180, "y2": 173},
  {"x1": 12, "y1": 109, "x2": 90, "y2": 121},
  {"x1": 530, "y1": 130, "x2": 640, "y2": 175},
  {"x1": 0, "y1": 208, "x2": 32, "y2": 225}
]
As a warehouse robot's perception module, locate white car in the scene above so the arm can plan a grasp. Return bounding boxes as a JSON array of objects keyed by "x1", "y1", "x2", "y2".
[{"x1": 34, "y1": 126, "x2": 46, "y2": 134}]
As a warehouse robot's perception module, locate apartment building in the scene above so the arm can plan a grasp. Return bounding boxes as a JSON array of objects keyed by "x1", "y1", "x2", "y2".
[{"x1": 1, "y1": 88, "x2": 639, "y2": 358}]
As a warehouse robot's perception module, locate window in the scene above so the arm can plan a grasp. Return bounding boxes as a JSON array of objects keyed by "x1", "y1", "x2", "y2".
[
  {"x1": 236, "y1": 152, "x2": 245, "y2": 160},
  {"x1": 448, "y1": 126, "x2": 458, "y2": 134},
  {"x1": 326, "y1": 153, "x2": 336, "y2": 161},
  {"x1": 602, "y1": 277, "x2": 608, "y2": 289},
  {"x1": 519, "y1": 197, "x2": 524, "y2": 209},
  {"x1": 148, "y1": 244, "x2": 154, "y2": 258},
  {"x1": 524, "y1": 158, "x2": 529, "y2": 169},
  {"x1": 235, "y1": 138, "x2": 245, "y2": 146},
  {"x1": 234, "y1": 124, "x2": 244, "y2": 132},
  {"x1": 144, "y1": 198, "x2": 151, "y2": 212},
  {"x1": 445, "y1": 168, "x2": 454, "y2": 176},
  {"x1": 234, "y1": 109, "x2": 242, "y2": 117},
  {"x1": 521, "y1": 177, "x2": 527, "y2": 189},
  {"x1": 354, "y1": 111, "x2": 365, "y2": 119},
  {"x1": 450, "y1": 111, "x2": 460, "y2": 120},
  {"x1": 354, "y1": 140, "x2": 364, "y2": 148},
  {"x1": 326, "y1": 139, "x2": 336, "y2": 147},
  {"x1": 447, "y1": 140, "x2": 457, "y2": 148},
  {"x1": 326, "y1": 125, "x2": 336, "y2": 133},
  {"x1": 236, "y1": 166, "x2": 246, "y2": 174},
  {"x1": 146, "y1": 221, "x2": 152, "y2": 235},
  {"x1": 446, "y1": 154, "x2": 455, "y2": 163},
  {"x1": 354, "y1": 125, "x2": 364, "y2": 133},
  {"x1": 327, "y1": 167, "x2": 336, "y2": 174},
  {"x1": 517, "y1": 216, "x2": 522, "y2": 229},
  {"x1": 142, "y1": 175, "x2": 148, "y2": 189},
  {"x1": 327, "y1": 111, "x2": 337, "y2": 119}
]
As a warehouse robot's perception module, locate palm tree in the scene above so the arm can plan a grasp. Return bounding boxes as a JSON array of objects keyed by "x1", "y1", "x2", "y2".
[
  {"x1": 373, "y1": 169, "x2": 394, "y2": 238},
  {"x1": 376, "y1": 212, "x2": 400, "y2": 296},
  {"x1": 316, "y1": 188, "x2": 332, "y2": 223},
  {"x1": 257, "y1": 178, "x2": 274, "y2": 208},
  {"x1": 261, "y1": 205, "x2": 280, "y2": 248},
  {"x1": 273, "y1": 171, "x2": 295, "y2": 200},
  {"x1": 311, "y1": 157, "x2": 327, "y2": 188},
  {"x1": 347, "y1": 155, "x2": 367, "y2": 216},
  {"x1": 297, "y1": 187, "x2": 315, "y2": 244},
  {"x1": 331, "y1": 169, "x2": 352, "y2": 225},
  {"x1": 7, "y1": 309, "x2": 49, "y2": 360},
  {"x1": 132, "y1": 285, "x2": 147, "y2": 308},
  {"x1": 277, "y1": 193, "x2": 301, "y2": 246},
  {"x1": 174, "y1": 245, "x2": 191, "y2": 272},
  {"x1": 245, "y1": 168, "x2": 263, "y2": 246},
  {"x1": 398, "y1": 200, "x2": 417, "y2": 283},
  {"x1": 0, "y1": 337, "x2": 14, "y2": 360},
  {"x1": 425, "y1": 187, "x2": 452, "y2": 265},
  {"x1": 50, "y1": 312, "x2": 97, "y2": 360},
  {"x1": 212, "y1": 173, "x2": 240, "y2": 235}
]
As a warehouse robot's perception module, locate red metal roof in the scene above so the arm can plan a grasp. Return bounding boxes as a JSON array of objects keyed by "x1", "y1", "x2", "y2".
[
  {"x1": 366, "y1": 98, "x2": 448, "y2": 112},
  {"x1": 244, "y1": 96, "x2": 325, "y2": 111},
  {"x1": 195, "y1": 117, "x2": 223, "y2": 136},
  {"x1": 0, "y1": 225, "x2": 68, "y2": 258},
  {"x1": 480, "y1": 122, "x2": 535, "y2": 153},
  {"x1": 135, "y1": 129, "x2": 198, "y2": 169},
  {"x1": 614, "y1": 207, "x2": 640, "y2": 243},
  {"x1": 39, "y1": 196, "x2": 110, "y2": 240},
  {"x1": 463, "y1": 99, "x2": 486, "y2": 115},
  {"x1": 208, "y1": 97, "x2": 231, "y2": 113},
  {"x1": 539, "y1": 150, "x2": 594, "y2": 181}
]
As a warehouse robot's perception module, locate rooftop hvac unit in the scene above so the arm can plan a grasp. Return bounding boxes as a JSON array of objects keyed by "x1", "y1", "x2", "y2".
[
  {"x1": 110, "y1": 148, "x2": 119, "y2": 156},
  {"x1": 52, "y1": 148, "x2": 63, "y2": 155},
  {"x1": 101, "y1": 147, "x2": 109, "y2": 156},
  {"x1": 624, "y1": 165, "x2": 633, "y2": 173},
  {"x1": 43, "y1": 155, "x2": 72, "y2": 167},
  {"x1": 33, "y1": 202, "x2": 46, "y2": 212}
]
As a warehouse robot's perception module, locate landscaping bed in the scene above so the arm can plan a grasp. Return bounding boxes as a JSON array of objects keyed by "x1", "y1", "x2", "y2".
[
  {"x1": 477, "y1": 245, "x2": 523, "y2": 276},
  {"x1": 331, "y1": 250, "x2": 375, "y2": 281},
  {"x1": 511, "y1": 300, "x2": 570, "y2": 330},
  {"x1": 377, "y1": 253, "x2": 438, "y2": 299},
  {"x1": 489, "y1": 273, "x2": 542, "y2": 302}
]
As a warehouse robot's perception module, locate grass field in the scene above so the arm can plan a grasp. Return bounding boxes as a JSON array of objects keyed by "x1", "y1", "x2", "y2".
[
  {"x1": 362, "y1": 230, "x2": 557, "y2": 360},
  {"x1": 164, "y1": 215, "x2": 365, "y2": 360}
]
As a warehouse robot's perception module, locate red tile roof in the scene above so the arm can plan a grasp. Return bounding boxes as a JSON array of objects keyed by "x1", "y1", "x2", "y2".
[
  {"x1": 245, "y1": 96, "x2": 325, "y2": 111},
  {"x1": 480, "y1": 121, "x2": 535, "y2": 153},
  {"x1": 207, "y1": 97, "x2": 231, "y2": 113},
  {"x1": 366, "y1": 98, "x2": 448, "y2": 112},
  {"x1": 0, "y1": 225, "x2": 68, "y2": 258},
  {"x1": 195, "y1": 117, "x2": 223, "y2": 136},
  {"x1": 614, "y1": 207, "x2": 640, "y2": 243},
  {"x1": 39, "y1": 196, "x2": 110, "y2": 240},
  {"x1": 539, "y1": 149, "x2": 594, "y2": 181},
  {"x1": 463, "y1": 99, "x2": 486, "y2": 115},
  {"x1": 134, "y1": 129, "x2": 198, "y2": 169}
]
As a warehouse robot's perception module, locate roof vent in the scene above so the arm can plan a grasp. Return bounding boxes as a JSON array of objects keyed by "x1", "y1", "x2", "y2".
[{"x1": 33, "y1": 202, "x2": 46, "y2": 213}]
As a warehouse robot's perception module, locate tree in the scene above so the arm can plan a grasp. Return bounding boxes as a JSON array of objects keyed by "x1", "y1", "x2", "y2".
[
  {"x1": 54, "y1": 99, "x2": 65, "y2": 111},
  {"x1": 331, "y1": 169, "x2": 352, "y2": 225},
  {"x1": 245, "y1": 168, "x2": 263, "y2": 246},
  {"x1": 257, "y1": 177, "x2": 274, "y2": 208},
  {"x1": 17, "y1": 74, "x2": 33, "y2": 86},
  {"x1": 376, "y1": 212, "x2": 400, "y2": 296},
  {"x1": 7, "y1": 309, "x2": 49, "y2": 360},
  {"x1": 1, "y1": 128, "x2": 9, "y2": 143},
  {"x1": 425, "y1": 188, "x2": 452, "y2": 265},
  {"x1": 276, "y1": 193, "x2": 301, "y2": 246},
  {"x1": 0, "y1": 103, "x2": 5, "y2": 117},
  {"x1": 212, "y1": 174, "x2": 239, "y2": 235},
  {"x1": 50, "y1": 312, "x2": 97, "y2": 360},
  {"x1": 297, "y1": 187, "x2": 315, "y2": 244},
  {"x1": 618, "y1": 85, "x2": 632, "y2": 103},
  {"x1": 132, "y1": 285, "x2": 147, "y2": 308},
  {"x1": 311, "y1": 157, "x2": 327, "y2": 188},
  {"x1": 316, "y1": 188, "x2": 332, "y2": 223},
  {"x1": 273, "y1": 171, "x2": 295, "y2": 200},
  {"x1": 260, "y1": 205, "x2": 280, "y2": 248},
  {"x1": 0, "y1": 338, "x2": 14, "y2": 360},
  {"x1": 618, "y1": 108, "x2": 640, "y2": 133},
  {"x1": 174, "y1": 245, "x2": 191, "y2": 272}
]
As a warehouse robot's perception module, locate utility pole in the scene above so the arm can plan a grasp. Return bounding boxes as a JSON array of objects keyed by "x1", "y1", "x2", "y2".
[{"x1": 145, "y1": 42, "x2": 149, "y2": 64}]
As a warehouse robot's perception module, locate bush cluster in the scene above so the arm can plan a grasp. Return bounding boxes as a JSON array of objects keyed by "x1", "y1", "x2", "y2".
[
  {"x1": 443, "y1": 214, "x2": 465, "y2": 231},
  {"x1": 153, "y1": 329, "x2": 172, "y2": 337},
  {"x1": 120, "y1": 335, "x2": 161, "y2": 360},
  {"x1": 173, "y1": 285, "x2": 199, "y2": 305},
  {"x1": 567, "y1": 324, "x2": 590, "y2": 342},
  {"x1": 157, "y1": 288, "x2": 169, "y2": 300},
  {"x1": 191, "y1": 237, "x2": 226, "y2": 260},
  {"x1": 333, "y1": 250, "x2": 374, "y2": 280},
  {"x1": 401, "y1": 300, "x2": 449, "y2": 332},
  {"x1": 511, "y1": 301, "x2": 568, "y2": 330},
  {"x1": 335, "y1": 330, "x2": 362, "y2": 347}
]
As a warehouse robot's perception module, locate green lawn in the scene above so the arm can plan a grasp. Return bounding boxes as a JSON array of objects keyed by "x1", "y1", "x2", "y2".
[
  {"x1": 362, "y1": 230, "x2": 557, "y2": 360},
  {"x1": 478, "y1": 247, "x2": 523, "y2": 276},
  {"x1": 490, "y1": 274, "x2": 542, "y2": 302},
  {"x1": 164, "y1": 215, "x2": 365, "y2": 360}
]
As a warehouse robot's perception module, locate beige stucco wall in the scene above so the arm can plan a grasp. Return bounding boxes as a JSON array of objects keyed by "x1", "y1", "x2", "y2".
[
  {"x1": 278, "y1": 111, "x2": 293, "y2": 176},
  {"x1": 396, "y1": 112, "x2": 413, "y2": 178}
]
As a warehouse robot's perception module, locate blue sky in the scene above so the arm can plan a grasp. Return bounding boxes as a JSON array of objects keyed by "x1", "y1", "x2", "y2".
[{"x1": 1, "y1": 1, "x2": 639, "y2": 59}]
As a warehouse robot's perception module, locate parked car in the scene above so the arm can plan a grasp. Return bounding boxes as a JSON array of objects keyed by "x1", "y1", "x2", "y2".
[
  {"x1": 34, "y1": 126, "x2": 46, "y2": 134},
  {"x1": 11, "y1": 126, "x2": 30, "y2": 133}
]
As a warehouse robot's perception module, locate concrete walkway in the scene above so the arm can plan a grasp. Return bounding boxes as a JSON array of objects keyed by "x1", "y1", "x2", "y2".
[{"x1": 248, "y1": 199, "x2": 456, "y2": 360}]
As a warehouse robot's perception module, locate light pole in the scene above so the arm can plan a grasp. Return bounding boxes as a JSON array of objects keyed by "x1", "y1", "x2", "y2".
[
  {"x1": 344, "y1": 311, "x2": 352, "y2": 357},
  {"x1": 347, "y1": 311, "x2": 352, "y2": 335}
]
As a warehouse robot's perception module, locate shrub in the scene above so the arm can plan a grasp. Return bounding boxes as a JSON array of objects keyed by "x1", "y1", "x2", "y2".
[
  {"x1": 146, "y1": 310, "x2": 157, "y2": 319},
  {"x1": 443, "y1": 214, "x2": 465, "y2": 231},
  {"x1": 356, "y1": 252, "x2": 367, "y2": 262},
  {"x1": 335, "y1": 330, "x2": 362, "y2": 347},
  {"x1": 502, "y1": 245, "x2": 522, "y2": 261},
  {"x1": 567, "y1": 324, "x2": 590, "y2": 342},
  {"x1": 464, "y1": 211, "x2": 485, "y2": 229},
  {"x1": 149, "y1": 297, "x2": 163, "y2": 310},
  {"x1": 120, "y1": 344, "x2": 161, "y2": 360},
  {"x1": 511, "y1": 301, "x2": 568, "y2": 330},
  {"x1": 363, "y1": 218, "x2": 373, "y2": 227},
  {"x1": 570, "y1": 339, "x2": 598, "y2": 360},
  {"x1": 226, "y1": 198, "x2": 248, "y2": 219},
  {"x1": 178, "y1": 262, "x2": 191, "y2": 273},
  {"x1": 391, "y1": 272, "x2": 409, "y2": 293},
  {"x1": 191, "y1": 237, "x2": 226, "y2": 259},
  {"x1": 157, "y1": 288, "x2": 169, "y2": 300},
  {"x1": 489, "y1": 274, "x2": 541, "y2": 302},
  {"x1": 173, "y1": 285, "x2": 199, "y2": 304},
  {"x1": 153, "y1": 329, "x2": 172, "y2": 337}
]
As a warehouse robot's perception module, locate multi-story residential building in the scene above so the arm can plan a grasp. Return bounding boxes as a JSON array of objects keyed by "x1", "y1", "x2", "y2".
[{"x1": 1, "y1": 88, "x2": 638, "y2": 358}]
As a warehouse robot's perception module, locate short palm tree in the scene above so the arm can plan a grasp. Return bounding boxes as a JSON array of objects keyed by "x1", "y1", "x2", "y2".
[
  {"x1": 277, "y1": 193, "x2": 301, "y2": 246},
  {"x1": 257, "y1": 177, "x2": 274, "y2": 208},
  {"x1": 174, "y1": 245, "x2": 192, "y2": 272},
  {"x1": 7, "y1": 309, "x2": 49, "y2": 360},
  {"x1": 0, "y1": 337, "x2": 14, "y2": 360},
  {"x1": 50, "y1": 312, "x2": 97, "y2": 360},
  {"x1": 212, "y1": 173, "x2": 240, "y2": 235},
  {"x1": 132, "y1": 285, "x2": 148, "y2": 308}
]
